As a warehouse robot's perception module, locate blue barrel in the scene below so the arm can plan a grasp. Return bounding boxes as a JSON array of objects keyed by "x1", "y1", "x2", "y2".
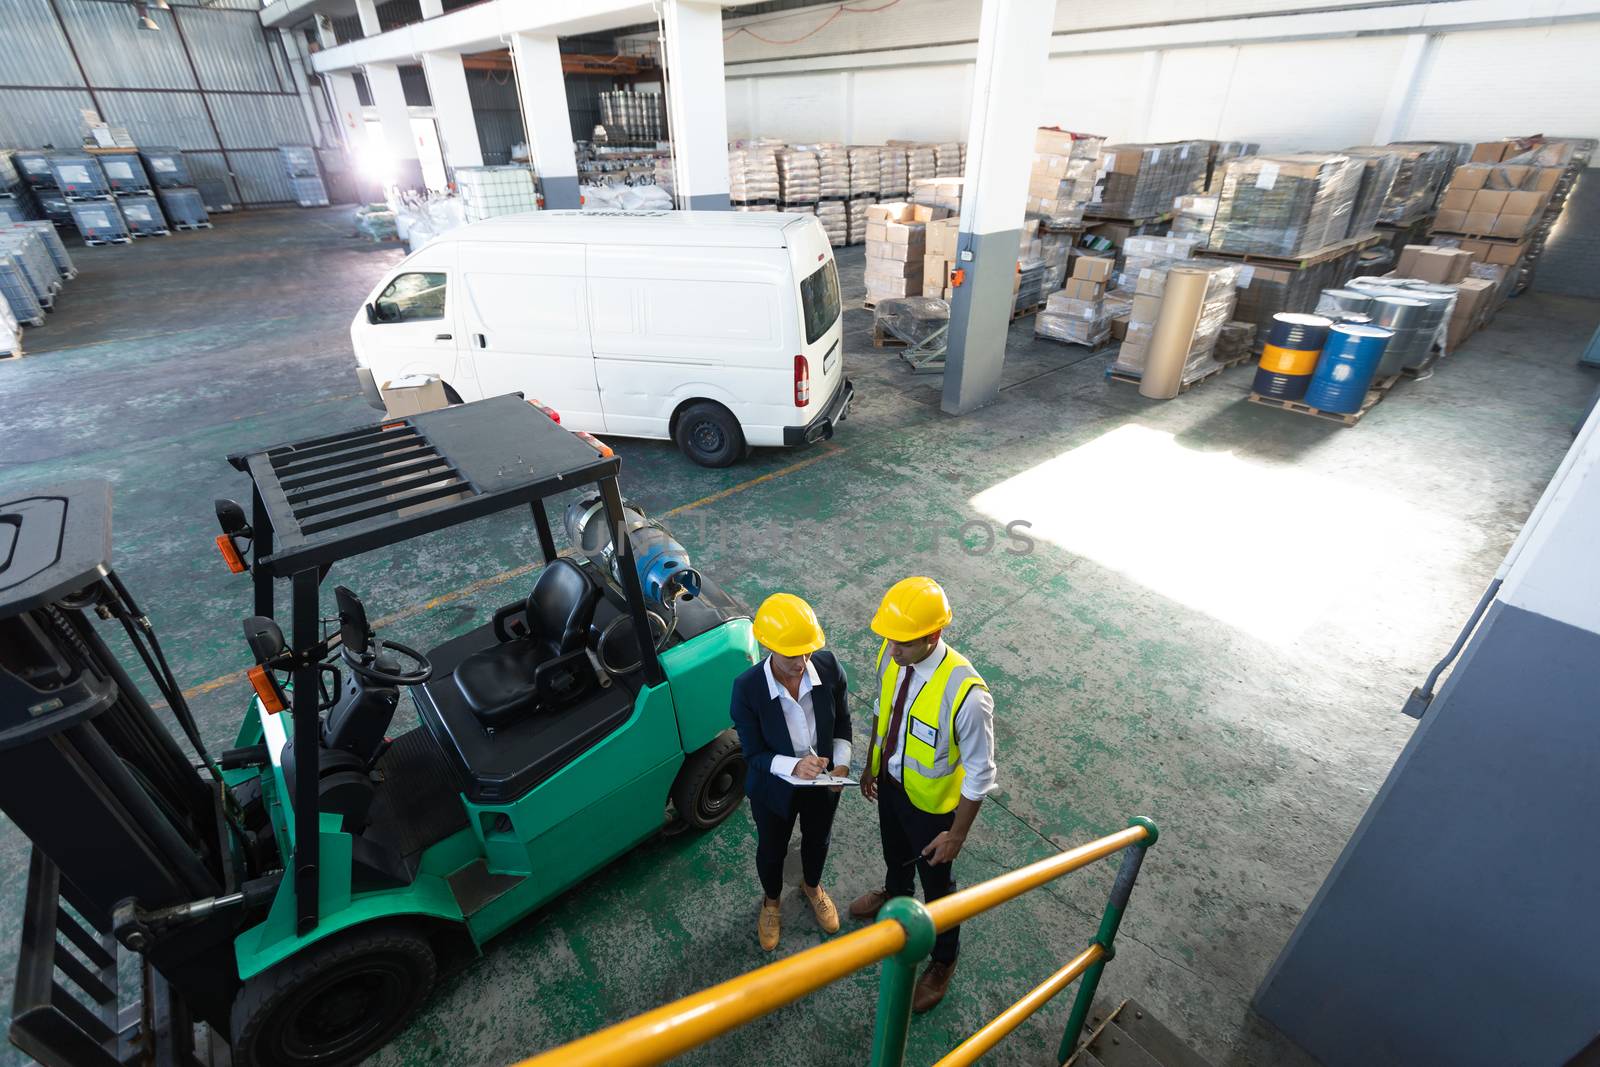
[
  {"x1": 1266, "y1": 312, "x2": 1333, "y2": 350},
  {"x1": 1304, "y1": 324, "x2": 1393, "y2": 414}
]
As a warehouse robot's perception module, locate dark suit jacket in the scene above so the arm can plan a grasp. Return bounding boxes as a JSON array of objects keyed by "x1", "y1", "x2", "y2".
[{"x1": 729, "y1": 650, "x2": 850, "y2": 818}]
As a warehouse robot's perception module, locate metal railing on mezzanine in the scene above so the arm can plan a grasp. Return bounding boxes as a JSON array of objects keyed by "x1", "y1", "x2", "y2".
[{"x1": 513, "y1": 816, "x2": 1160, "y2": 1067}]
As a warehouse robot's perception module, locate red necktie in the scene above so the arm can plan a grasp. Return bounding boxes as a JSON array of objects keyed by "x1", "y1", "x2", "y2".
[{"x1": 879, "y1": 668, "x2": 915, "y2": 776}]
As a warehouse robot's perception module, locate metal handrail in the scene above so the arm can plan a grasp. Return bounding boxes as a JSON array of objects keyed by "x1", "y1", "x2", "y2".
[{"x1": 512, "y1": 817, "x2": 1159, "y2": 1067}]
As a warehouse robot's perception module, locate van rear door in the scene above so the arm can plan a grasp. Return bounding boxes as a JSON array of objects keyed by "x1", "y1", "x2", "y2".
[
  {"x1": 453, "y1": 240, "x2": 602, "y2": 429},
  {"x1": 788, "y1": 218, "x2": 845, "y2": 414}
]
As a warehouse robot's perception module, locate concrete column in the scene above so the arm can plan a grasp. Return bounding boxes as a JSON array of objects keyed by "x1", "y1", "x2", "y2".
[
  {"x1": 509, "y1": 32, "x2": 580, "y2": 209},
  {"x1": 354, "y1": 0, "x2": 379, "y2": 38},
  {"x1": 941, "y1": 0, "x2": 1055, "y2": 416},
  {"x1": 323, "y1": 70, "x2": 366, "y2": 153},
  {"x1": 420, "y1": 51, "x2": 484, "y2": 171},
  {"x1": 1373, "y1": 33, "x2": 1438, "y2": 144},
  {"x1": 661, "y1": 0, "x2": 731, "y2": 210},
  {"x1": 314, "y1": 14, "x2": 336, "y2": 49},
  {"x1": 364, "y1": 61, "x2": 424, "y2": 191}
]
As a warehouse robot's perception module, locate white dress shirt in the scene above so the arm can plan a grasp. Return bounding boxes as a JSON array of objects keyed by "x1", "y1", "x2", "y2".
[
  {"x1": 765, "y1": 656, "x2": 852, "y2": 777},
  {"x1": 882, "y1": 640, "x2": 998, "y2": 801}
]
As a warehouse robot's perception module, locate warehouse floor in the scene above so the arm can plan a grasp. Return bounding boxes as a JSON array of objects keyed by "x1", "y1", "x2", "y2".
[{"x1": 1, "y1": 207, "x2": 1595, "y2": 1067}]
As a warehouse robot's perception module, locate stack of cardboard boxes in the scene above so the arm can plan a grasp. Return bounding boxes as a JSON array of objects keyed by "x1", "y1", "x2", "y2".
[
  {"x1": 864, "y1": 202, "x2": 923, "y2": 305},
  {"x1": 921, "y1": 218, "x2": 959, "y2": 300},
  {"x1": 1091, "y1": 141, "x2": 1210, "y2": 219},
  {"x1": 1432, "y1": 162, "x2": 1558, "y2": 239},
  {"x1": 1036, "y1": 255, "x2": 1113, "y2": 346},
  {"x1": 847, "y1": 146, "x2": 881, "y2": 244},
  {"x1": 1028, "y1": 129, "x2": 1105, "y2": 228},
  {"x1": 1393, "y1": 243, "x2": 1512, "y2": 350},
  {"x1": 1342, "y1": 143, "x2": 1456, "y2": 224},
  {"x1": 1113, "y1": 261, "x2": 1241, "y2": 383},
  {"x1": 1206, "y1": 153, "x2": 1365, "y2": 257},
  {"x1": 912, "y1": 178, "x2": 963, "y2": 213}
]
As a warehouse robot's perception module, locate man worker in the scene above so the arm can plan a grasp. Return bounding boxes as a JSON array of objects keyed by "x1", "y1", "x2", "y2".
[{"x1": 850, "y1": 576, "x2": 997, "y2": 1013}]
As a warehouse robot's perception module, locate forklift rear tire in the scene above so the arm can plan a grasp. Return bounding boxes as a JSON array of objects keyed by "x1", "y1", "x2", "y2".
[
  {"x1": 671, "y1": 729, "x2": 746, "y2": 830},
  {"x1": 231, "y1": 923, "x2": 436, "y2": 1067}
]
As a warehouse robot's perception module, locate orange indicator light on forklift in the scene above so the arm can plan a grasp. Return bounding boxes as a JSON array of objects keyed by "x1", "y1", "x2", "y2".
[
  {"x1": 575, "y1": 431, "x2": 613, "y2": 458},
  {"x1": 215, "y1": 534, "x2": 247, "y2": 574},
  {"x1": 247, "y1": 665, "x2": 286, "y2": 713},
  {"x1": 382, "y1": 421, "x2": 405, "y2": 430}
]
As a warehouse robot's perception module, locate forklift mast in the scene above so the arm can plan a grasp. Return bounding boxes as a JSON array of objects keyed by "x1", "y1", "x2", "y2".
[{"x1": 0, "y1": 481, "x2": 244, "y2": 1063}]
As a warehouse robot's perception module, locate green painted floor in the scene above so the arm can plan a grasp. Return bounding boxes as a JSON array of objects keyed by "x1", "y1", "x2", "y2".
[{"x1": 1, "y1": 207, "x2": 1595, "y2": 1066}]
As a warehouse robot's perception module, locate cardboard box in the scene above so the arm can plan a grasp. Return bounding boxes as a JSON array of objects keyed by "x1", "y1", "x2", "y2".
[
  {"x1": 1063, "y1": 278, "x2": 1105, "y2": 301},
  {"x1": 1470, "y1": 141, "x2": 1513, "y2": 164},
  {"x1": 1435, "y1": 208, "x2": 1469, "y2": 232},
  {"x1": 1531, "y1": 167, "x2": 1562, "y2": 193},
  {"x1": 926, "y1": 218, "x2": 959, "y2": 260},
  {"x1": 1470, "y1": 189, "x2": 1509, "y2": 214},
  {"x1": 1489, "y1": 164, "x2": 1531, "y2": 190},
  {"x1": 1035, "y1": 128, "x2": 1078, "y2": 155},
  {"x1": 1484, "y1": 240, "x2": 1526, "y2": 266},
  {"x1": 865, "y1": 221, "x2": 887, "y2": 244},
  {"x1": 1109, "y1": 314, "x2": 1130, "y2": 341},
  {"x1": 1502, "y1": 190, "x2": 1548, "y2": 215},
  {"x1": 1072, "y1": 256, "x2": 1114, "y2": 283},
  {"x1": 1463, "y1": 210, "x2": 1498, "y2": 235},
  {"x1": 1397, "y1": 245, "x2": 1473, "y2": 284},
  {"x1": 867, "y1": 201, "x2": 914, "y2": 223},
  {"x1": 1130, "y1": 292, "x2": 1163, "y2": 324},
  {"x1": 381, "y1": 375, "x2": 448, "y2": 418},
  {"x1": 910, "y1": 204, "x2": 951, "y2": 222},
  {"x1": 865, "y1": 276, "x2": 919, "y2": 299},
  {"x1": 1440, "y1": 188, "x2": 1476, "y2": 212},
  {"x1": 866, "y1": 255, "x2": 921, "y2": 277},
  {"x1": 922, "y1": 256, "x2": 951, "y2": 291},
  {"x1": 1491, "y1": 212, "x2": 1533, "y2": 238},
  {"x1": 880, "y1": 221, "x2": 926, "y2": 246},
  {"x1": 1450, "y1": 166, "x2": 1489, "y2": 191}
]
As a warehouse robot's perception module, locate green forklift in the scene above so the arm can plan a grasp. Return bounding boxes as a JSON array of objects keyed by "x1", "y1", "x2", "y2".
[{"x1": 0, "y1": 394, "x2": 758, "y2": 1066}]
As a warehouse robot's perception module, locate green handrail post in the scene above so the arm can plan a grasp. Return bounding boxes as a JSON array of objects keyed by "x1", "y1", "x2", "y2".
[
  {"x1": 869, "y1": 897, "x2": 937, "y2": 1067},
  {"x1": 1056, "y1": 816, "x2": 1159, "y2": 1064}
]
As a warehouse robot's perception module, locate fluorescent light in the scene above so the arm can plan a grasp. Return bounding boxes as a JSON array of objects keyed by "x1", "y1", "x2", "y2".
[{"x1": 134, "y1": 1, "x2": 159, "y2": 29}]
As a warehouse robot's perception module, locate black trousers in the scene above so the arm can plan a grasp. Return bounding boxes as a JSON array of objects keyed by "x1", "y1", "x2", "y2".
[
  {"x1": 753, "y1": 787, "x2": 841, "y2": 900},
  {"x1": 879, "y1": 774, "x2": 960, "y2": 963}
]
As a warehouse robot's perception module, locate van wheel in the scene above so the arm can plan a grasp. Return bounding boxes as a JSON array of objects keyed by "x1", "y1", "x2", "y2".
[
  {"x1": 671, "y1": 729, "x2": 746, "y2": 830},
  {"x1": 674, "y1": 402, "x2": 744, "y2": 468}
]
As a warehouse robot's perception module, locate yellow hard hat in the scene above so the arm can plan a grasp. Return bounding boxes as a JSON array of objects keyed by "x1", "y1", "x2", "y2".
[
  {"x1": 752, "y1": 593, "x2": 826, "y2": 656},
  {"x1": 871, "y1": 576, "x2": 952, "y2": 642}
]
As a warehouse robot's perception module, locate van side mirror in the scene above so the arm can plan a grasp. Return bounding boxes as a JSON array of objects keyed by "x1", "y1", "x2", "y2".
[{"x1": 365, "y1": 302, "x2": 379, "y2": 324}]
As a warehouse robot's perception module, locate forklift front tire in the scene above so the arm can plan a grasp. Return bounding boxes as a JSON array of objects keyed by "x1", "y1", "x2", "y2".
[
  {"x1": 231, "y1": 923, "x2": 437, "y2": 1067},
  {"x1": 671, "y1": 729, "x2": 746, "y2": 830}
]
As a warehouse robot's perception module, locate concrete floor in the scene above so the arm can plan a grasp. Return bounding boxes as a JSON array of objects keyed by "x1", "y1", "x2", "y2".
[{"x1": 1, "y1": 208, "x2": 1595, "y2": 1067}]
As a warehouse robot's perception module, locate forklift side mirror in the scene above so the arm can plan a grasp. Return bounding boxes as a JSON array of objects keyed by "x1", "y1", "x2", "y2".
[
  {"x1": 215, "y1": 498, "x2": 249, "y2": 536},
  {"x1": 242, "y1": 616, "x2": 286, "y2": 665},
  {"x1": 365, "y1": 302, "x2": 379, "y2": 324}
]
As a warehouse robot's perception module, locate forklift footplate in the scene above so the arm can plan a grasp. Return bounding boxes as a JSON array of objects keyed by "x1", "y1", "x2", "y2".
[{"x1": 366, "y1": 727, "x2": 469, "y2": 862}]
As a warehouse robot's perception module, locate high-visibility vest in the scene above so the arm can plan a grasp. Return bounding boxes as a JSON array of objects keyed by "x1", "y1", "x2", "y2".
[{"x1": 869, "y1": 640, "x2": 987, "y2": 814}]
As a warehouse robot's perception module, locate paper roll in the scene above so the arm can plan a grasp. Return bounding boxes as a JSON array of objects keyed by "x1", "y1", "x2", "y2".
[{"x1": 1140, "y1": 266, "x2": 1211, "y2": 400}]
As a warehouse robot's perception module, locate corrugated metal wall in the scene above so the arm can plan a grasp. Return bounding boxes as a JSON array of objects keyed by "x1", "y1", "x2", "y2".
[{"x1": 0, "y1": 0, "x2": 317, "y2": 206}]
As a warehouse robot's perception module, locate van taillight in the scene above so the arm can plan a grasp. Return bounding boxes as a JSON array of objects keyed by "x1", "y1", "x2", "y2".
[{"x1": 794, "y1": 355, "x2": 810, "y2": 407}]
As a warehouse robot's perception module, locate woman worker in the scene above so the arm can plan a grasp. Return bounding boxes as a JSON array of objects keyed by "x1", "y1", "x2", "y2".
[{"x1": 729, "y1": 593, "x2": 851, "y2": 951}]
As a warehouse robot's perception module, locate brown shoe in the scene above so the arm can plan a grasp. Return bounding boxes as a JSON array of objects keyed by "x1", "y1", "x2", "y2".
[
  {"x1": 849, "y1": 887, "x2": 890, "y2": 920},
  {"x1": 803, "y1": 887, "x2": 840, "y2": 933},
  {"x1": 758, "y1": 898, "x2": 781, "y2": 951},
  {"x1": 912, "y1": 960, "x2": 956, "y2": 1013}
]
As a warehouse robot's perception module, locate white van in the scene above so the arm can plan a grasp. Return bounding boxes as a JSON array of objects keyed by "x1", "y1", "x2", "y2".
[{"x1": 350, "y1": 210, "x2": 852, "y2": 467}]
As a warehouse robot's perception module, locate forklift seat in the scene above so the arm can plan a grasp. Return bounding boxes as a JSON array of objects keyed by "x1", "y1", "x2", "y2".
[{"x1": 454, "y1": 560, "x2": 601, "y2": 728}]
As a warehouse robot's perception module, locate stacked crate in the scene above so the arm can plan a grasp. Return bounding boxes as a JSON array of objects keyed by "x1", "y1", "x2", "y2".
[
  {"x1": 48, "y1": 154, "x2": 131, "y2": 245},
  {"x1": 847, "y1": 146, "x2": 881, "y2": 244},
  {"x1": 281, "y1": 145, "x2": 330, "y2": 207},
  {"x1": 0, "y1": 152, "x2": 40, "y2": 224},
  {"x1": 815, "y1": 143, "x2": 849, "y2": 246},
  {"x1": 729, "y1": 140, "x2": 781, "y2": 211},
  {"x1": 93, "y1": 149, "x2": 168, "y2": 237},
  {"x1": 777, "y1": 148, "x2": 820, "y2": 217},
  {"x1": 455, "y1": 165, "x2": 540, "y2": 221}
]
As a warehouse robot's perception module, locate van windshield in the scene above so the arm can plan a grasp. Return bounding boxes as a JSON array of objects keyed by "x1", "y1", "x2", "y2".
[{"x1": 800, "y1": 259, "x2": 841, "y2": 345}]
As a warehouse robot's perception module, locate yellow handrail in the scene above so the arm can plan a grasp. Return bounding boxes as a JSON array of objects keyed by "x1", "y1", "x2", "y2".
[
  {"x1": 930, "y1": 944, "x2": 1105, "y2": 1067},
  {"x1": 512, "y1": 821, "x2": 1153, "y2": 1067}
]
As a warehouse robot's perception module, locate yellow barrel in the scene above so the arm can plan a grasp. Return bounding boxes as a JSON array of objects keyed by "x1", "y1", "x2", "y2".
[{"x1": 1258, "y1": 343, "x2": 1321, "y2": 375}]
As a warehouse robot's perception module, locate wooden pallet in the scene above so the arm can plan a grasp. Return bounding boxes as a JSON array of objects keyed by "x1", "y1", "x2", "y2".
[
  {"x1": 1247, "y1": 374, "x2": 1396, "y2": 426},
  {"x1": 1084, "y1": 210, "x2": 1174, "y2": 226},
  {"x1": 872, "y1": 323, "x2": 908, "y2": 349},
  {"x1": 173, "y1": 221, "x2": 214, "y2": 230},
  {"x1": 1199, "y1": 232, "x2": 1382, "y2": 269},
  {"x1": 129, "y1": 229, "x2": 171, "y2": 238},
  {"x1": 1107, "y1": 359, "x2": 1228, "y2": 394},
  {"x1": 1214, "y1": 351, "x2": 1256, "y2": 369},
  {"x1": 1427, "y1": 228, "x2": 1533, "y2": 245},
  {"x1": 1036, "y1": 333, "x2": 1112, "y2": 352},
  {"x1": 82, "y1": 236, "x2": 132, "y2": 246},
  {"x1": 1010, "y1": 301, "x2": 1045, "y2": 321}
]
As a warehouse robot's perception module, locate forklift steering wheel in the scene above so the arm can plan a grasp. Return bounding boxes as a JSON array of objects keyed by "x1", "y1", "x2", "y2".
[{"x1": 343, "y1": 639, "x2": 433, "y2": 687}]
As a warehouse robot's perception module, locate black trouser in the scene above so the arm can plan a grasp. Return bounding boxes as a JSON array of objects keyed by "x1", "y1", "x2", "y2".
[
  {"x1": 879, "y1": 773, "x2": 960, "y2": 964},
  {"x1": 753, "y1": 787, "x2": 841, "y2": 900}
]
